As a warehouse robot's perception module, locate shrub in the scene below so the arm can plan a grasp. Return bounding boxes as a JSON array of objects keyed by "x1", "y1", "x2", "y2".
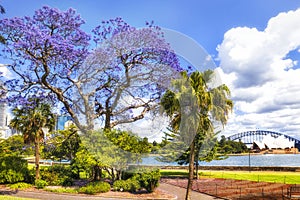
[
  {"x1": 113, "y1": 180, "x2": 128, "y2": 192},
  {"x1": 78, "y1": 185, "x2": 97, "y2": 195},
  {"x1": 40, "y1": 165, "x2": 74, "y2": 186},
  {"x1": 35, "y1": 179, "x2": 48, "y2": 189},
  {"x1": 9, "y1": 182, "x2": 32, "y2": 190},
  {"x1": 126, "y1": 179, "x2": 141, "y2": 192},
  {"x1": 134, "y1": 169, "x2": 160, "y2": 192},
  {"x1": 62, "y1": 177, "x2": 74, "y2": 186},
  {"x1": 0, "y1": 156, "x2": 29, "y2": 184},
  {"x1": 79, "y1": 181, "x2": 110, "y2": 194},
  {"x1": 113, "y1": 179, "x2": 141, "y2": 192},
  {"x1": 25, "y1": 168, "x2": 35, "y2": 184},
  {"x1": 121, "y1": 171, "x2": 134, "y2": 180}
]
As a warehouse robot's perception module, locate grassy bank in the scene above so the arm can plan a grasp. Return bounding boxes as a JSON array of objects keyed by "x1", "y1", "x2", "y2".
[{"x1": 160, "y1": 169, "x2": 300, "y2": 184}]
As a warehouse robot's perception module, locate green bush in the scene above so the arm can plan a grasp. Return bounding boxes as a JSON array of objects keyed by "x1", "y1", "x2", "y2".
[
  {"x1": 121, "y1": 171, "x2": 134, "y2": 180},
  {"x1": 9, "y1": 182, "x2": 33, "y2": 190},
  {"x1": 62, "y1": 177, "x2": 74, "y2": 186},
  {"x1": 78, "y1": 181, "x2": 110, "y2": 194},
  {"x1": 113, "y1": 179, "x2": 141, "y2": 192},
  {"x1": 126, "y1": 179, "x2": 141, "y2": 192},
  {"x1": 134, "y1": 169, "x2": 160, "y2": 192},
  {"x1": 25, "y1": 168, "x2": 35, "y2": 184},
  {"x1": 0, "y1": 156, "x2": 29, "y2": 184},
  {"x1": 78, "y1": 185, "x2": 97, "y2": 195},
  {"x1": 113, "y1": 180, "x2": 128, "y2": 192},
  {"x1": 35, "y1": 179, "x2": 48, "y2": 189},
  {"x1": 40, "y1": 169, "x2": 59, "y2": 185},
  {"x1": 40, "y1": 165, "x2": 74, "y2": 186}
]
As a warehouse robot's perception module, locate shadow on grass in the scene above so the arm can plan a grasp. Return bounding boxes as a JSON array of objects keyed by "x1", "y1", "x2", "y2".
[{"x1": 0, "y1": 189, "x2": 18, "y2": 195}]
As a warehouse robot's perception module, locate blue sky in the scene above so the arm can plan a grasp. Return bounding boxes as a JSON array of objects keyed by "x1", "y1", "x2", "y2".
[
  {"x1": 1, "y1": 0, "x2": 299, "y2": 55},
  {"x1": 1, "y1": 0, "x2": 300, "y2": 139}
]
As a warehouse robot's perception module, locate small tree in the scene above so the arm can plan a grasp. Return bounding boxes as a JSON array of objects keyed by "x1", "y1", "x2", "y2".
[
  {"x1": 160, "y1": 70, "x2": 233, "y2": 200},
  {"x1": 82, "y1": 129, "x2": 153, "y2": 181},
  {"x1": 0, "y1": 135, "x2": 34, "y2": 156},
  {"x1": 10, "y1": 98, "x2": 55, "y2": 181},
  {"x1": 43, "y1": 125, "x2": 81, "y2": 161}
]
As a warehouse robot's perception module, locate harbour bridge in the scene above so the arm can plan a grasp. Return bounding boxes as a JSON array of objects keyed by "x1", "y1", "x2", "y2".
[{"x1": 227, "y1": 130, "x2": 300, "y2": 150}]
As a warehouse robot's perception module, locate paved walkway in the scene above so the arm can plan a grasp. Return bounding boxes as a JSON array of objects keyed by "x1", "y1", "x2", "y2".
[
  {"x1": 1, "y1": 183, "x2": 222, "y2": 200},
  {"x1": 159, "y1": 183, "x2": 223, "y2": 200}
]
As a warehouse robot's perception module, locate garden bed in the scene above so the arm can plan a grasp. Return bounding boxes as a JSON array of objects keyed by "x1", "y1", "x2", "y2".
[{"x1": 0, "y1": 184, "x2": 176, "y2": 200}]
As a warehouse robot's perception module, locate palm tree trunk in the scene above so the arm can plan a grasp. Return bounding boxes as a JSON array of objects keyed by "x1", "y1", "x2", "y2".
[
  {"x1": 185, "y1": 141, "x2": 195, "y2": 200},
  {"x1": 35, "y1": 136, "x2": 40, "y2": 181},
  {"x1": 196, "y1": 161, "x2": 199, "y2": 179},
  {"x1": 195, "y1": 151, "x2": 199, "y2": 179}
]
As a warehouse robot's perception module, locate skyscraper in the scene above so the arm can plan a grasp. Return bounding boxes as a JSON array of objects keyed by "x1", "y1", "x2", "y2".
[
  {"x1": 0, "y1": 80, "x2": 9, "y2": 138},
  {"x1": 0, "y1": 102, "x2": 8, "y2": 138},
  {"x1": 0, "y1": 102, "x2": 6, "y2": 126}
]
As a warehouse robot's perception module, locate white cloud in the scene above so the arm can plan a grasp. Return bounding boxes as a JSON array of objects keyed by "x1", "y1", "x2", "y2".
[
  {"x1": 0, "y1": 64, "x2": 12, "y2": 78},
  {"x1": 217, "y1": 8, "x2": 300, "y2": 138}
]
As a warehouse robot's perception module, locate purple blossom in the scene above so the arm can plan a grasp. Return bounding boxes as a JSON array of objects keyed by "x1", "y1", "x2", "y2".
[{"x1": 0, "y1": 6, "x2": 182, "y2": 130}]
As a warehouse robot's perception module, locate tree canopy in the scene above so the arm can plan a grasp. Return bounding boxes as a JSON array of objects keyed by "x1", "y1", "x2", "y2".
[{"x1": 0, "y1": 6, "x2": 181, "y2": 132}]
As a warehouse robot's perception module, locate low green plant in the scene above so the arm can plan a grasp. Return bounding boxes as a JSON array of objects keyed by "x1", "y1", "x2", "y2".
[
  {"x1": 113, "y1": 179, "x2": 141, "y2": 192},
  {"x1": 44, "y1": 187, "x2": 78, "y2": 194},
  {"x1": 134, "y1": 169, "x2": 160, "y2": 192},
  {"x1": 61, "y1": 177, "x2": 74, "y2": 186},
  {"x1": 40, "y1": 165, "x2": 74, "y2": 186},
  {"x1": 0, "y1": 156, "x2": 29, "y2": 184},
  {"x1": 78, "y1": 185, "x2": 97, "y2": 195},
  {"x1": 78, "y1": 181, "x2": 110, "y2": 194},
  {"x1": 113, "y1": 180, "x2": 127, "y2": 192},
  {"x1": 126, "y1": 179, "x2": 141, "y2": 192},
  {"x1": 35, "y1": 179, "x2": 48, "y2": 189},
  {"x1": 9, "y1": 182, "x2": 32, "y2": 190}
]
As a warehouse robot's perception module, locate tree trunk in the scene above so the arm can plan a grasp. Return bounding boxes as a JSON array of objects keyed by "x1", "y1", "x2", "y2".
[
  {"x1": 195, "y1": 150, "x2": 199, "y2": 179},
  {"x1": 195, "y1": 161, "x2": 199, "y2": 179},
  {"x1": 104, "y1": 104, "x2": 111, "y2": 130},
  {"x1": 185, "y1": 141, "x2": 195, "y2": 200},
  {"x1": 93, "y1": 165, "x2": 102, "y2": 181},
  {"x1": 116, "y1": 170, "x2": 122, "y2": 180},
  {"x1": 111, "y1": 168, "x2": 115, "y2": 181},
  {"x1": 35, "y1": 136, "x2": 40, "y2": 181}
]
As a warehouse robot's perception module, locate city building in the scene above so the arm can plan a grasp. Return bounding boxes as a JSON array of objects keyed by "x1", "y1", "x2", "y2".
[
  {"x1": 253, "y1": 134, "x2": 294, "y2": 149},
  {"x1": 0, "y1": 102, "x2": 10, "y2": 138}
]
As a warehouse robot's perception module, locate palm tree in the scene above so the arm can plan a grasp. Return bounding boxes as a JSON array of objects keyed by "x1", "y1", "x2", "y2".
[
  {"x1": 161, "y1": 70, "x2": 233, "y2": 200},
  {"x1": 10, "y1": 98, "x2": 55, "y2": 181}
]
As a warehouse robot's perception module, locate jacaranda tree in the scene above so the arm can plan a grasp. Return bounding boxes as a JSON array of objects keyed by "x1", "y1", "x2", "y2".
[{"x1": 0, "y1": 6, "x2": 181, "y2": 133}]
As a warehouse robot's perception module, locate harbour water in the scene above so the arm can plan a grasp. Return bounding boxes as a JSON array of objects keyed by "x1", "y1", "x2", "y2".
[{"x1": 141, "y1": 154, "x2": 300, "y2": 167}]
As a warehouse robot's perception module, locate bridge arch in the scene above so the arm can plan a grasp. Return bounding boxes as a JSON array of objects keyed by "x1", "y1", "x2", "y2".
[{"x1": 227, "y1": 130, "x2": 300, "y2": 150}]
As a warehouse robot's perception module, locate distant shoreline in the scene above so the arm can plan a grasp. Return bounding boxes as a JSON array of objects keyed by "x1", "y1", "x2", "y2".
[
  {"x1": 227, "y1": 151, "x2": 299, "y2": 156},
  {"x1": 159, "y1": 165, "x2": 300, "y2": 172}
]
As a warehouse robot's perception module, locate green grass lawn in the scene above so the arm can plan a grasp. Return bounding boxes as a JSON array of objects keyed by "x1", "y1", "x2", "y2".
[
  {"x1": 0, "y1": 196, "x2": 38, "y2": 200},
  {"x1": 160, "y1": 169, "x2": 300, "y2": 184}
]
